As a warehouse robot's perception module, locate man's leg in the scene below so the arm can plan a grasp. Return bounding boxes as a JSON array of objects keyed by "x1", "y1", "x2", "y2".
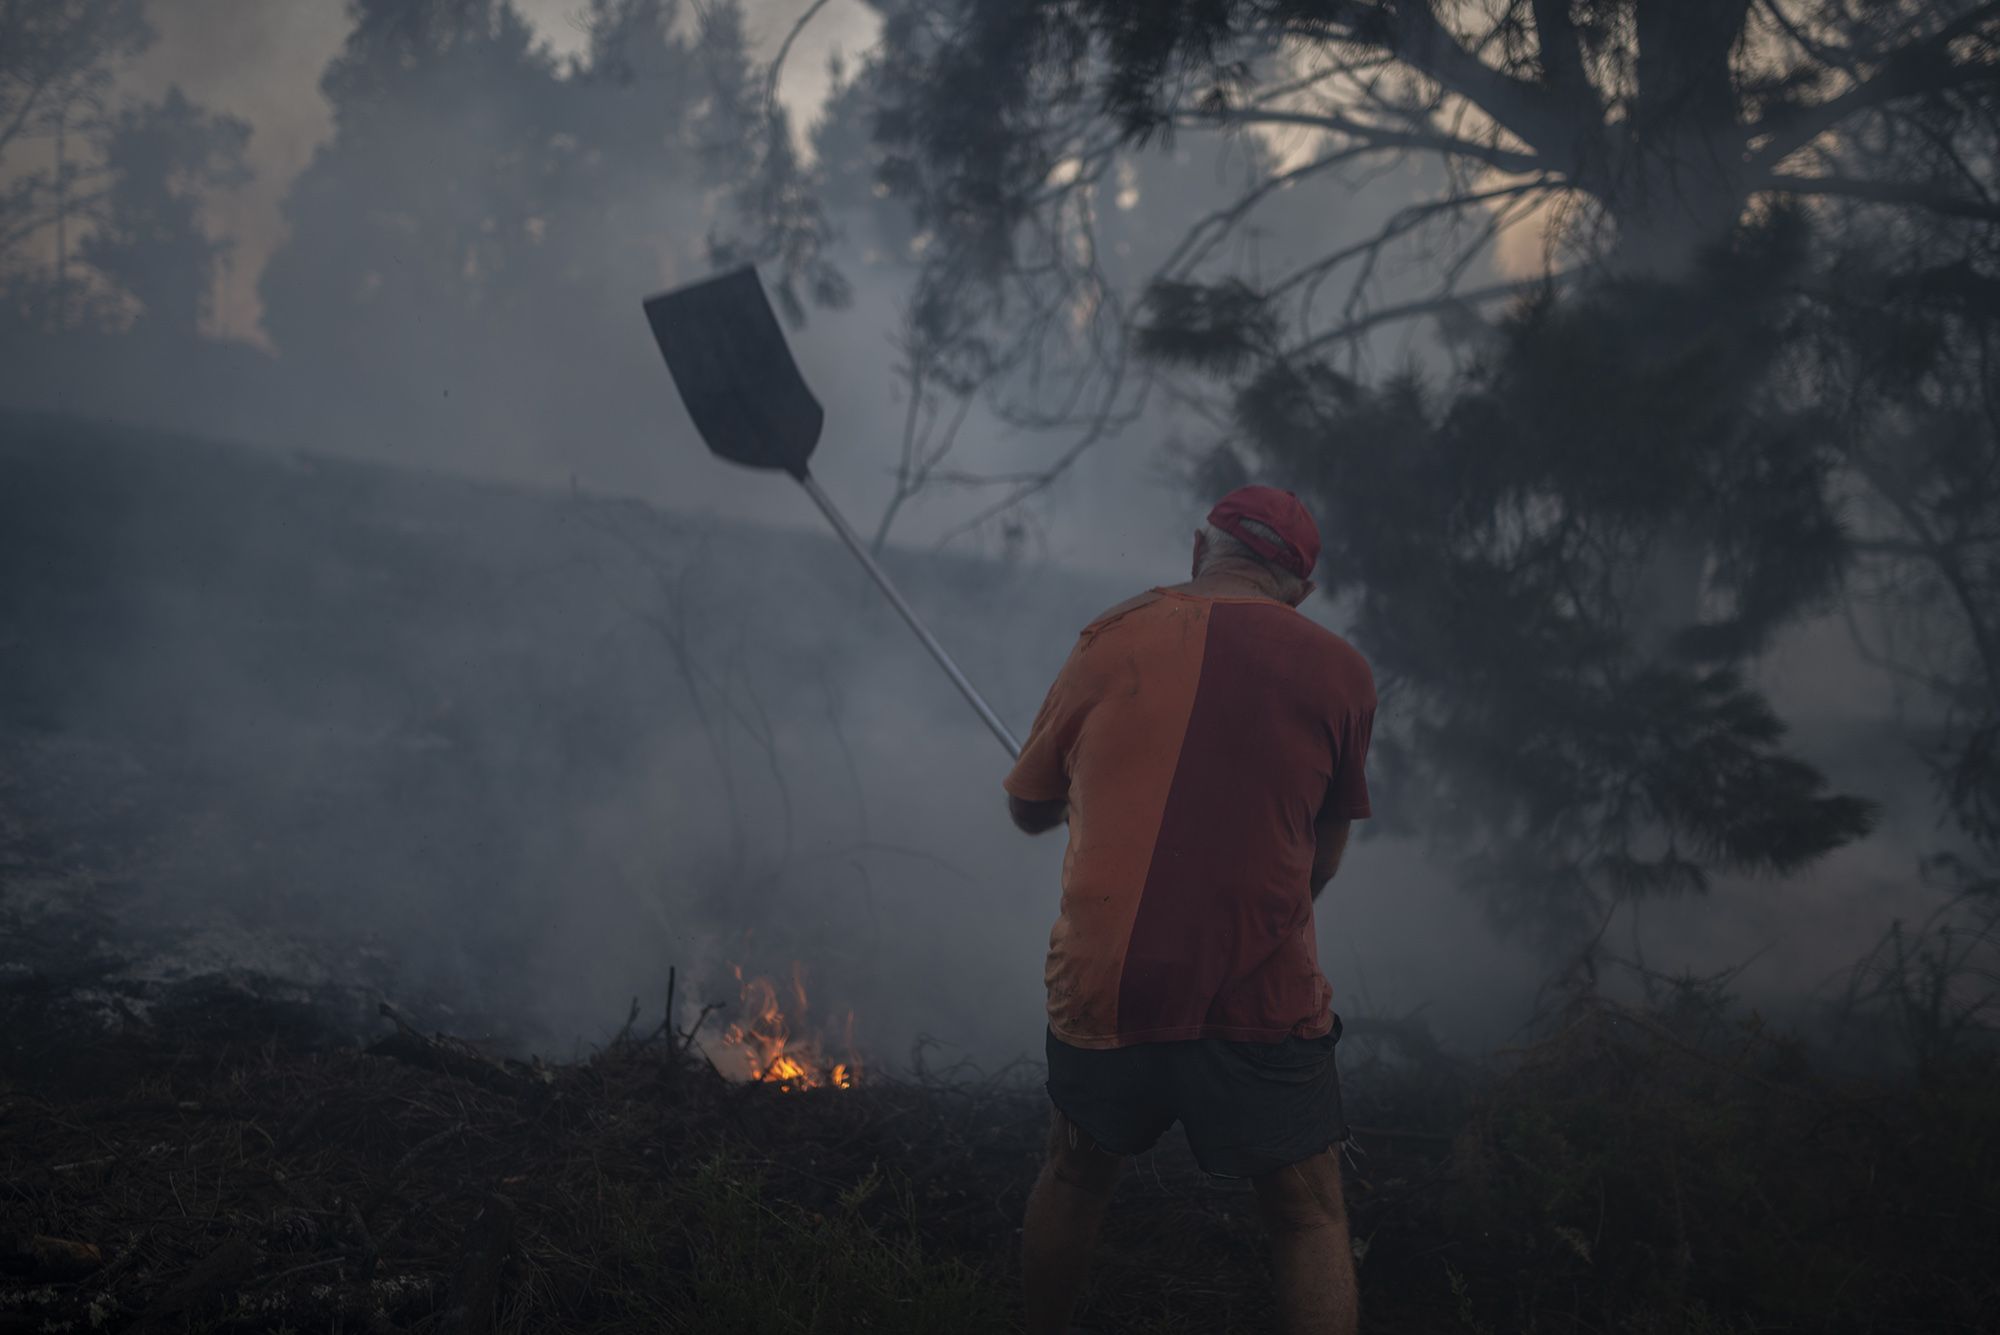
[
  {"x1": 1251, "y1": 1148, "x2": 1358, "y2": 1335},
  {"x1": 1022, "y1": 1107, "x2": 1123, "y2": 1335}
]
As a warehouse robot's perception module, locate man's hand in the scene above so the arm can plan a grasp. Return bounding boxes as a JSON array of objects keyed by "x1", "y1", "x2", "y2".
[
  {"x1": 1310, "y1": 812, "x2": 1351, "y2": 899},
  {"x1": 1009, "y1": 794, "x2": 1069, "y2": 835}
]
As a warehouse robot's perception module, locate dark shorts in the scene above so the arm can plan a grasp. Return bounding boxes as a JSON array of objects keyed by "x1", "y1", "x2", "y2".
[{"x1": 1044, "y1": 1019, "x2": 1346, "y2": 1179}]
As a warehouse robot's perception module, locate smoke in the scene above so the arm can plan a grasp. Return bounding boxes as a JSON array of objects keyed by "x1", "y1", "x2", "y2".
[{"x1": 0, "y1": 0, "x2": 1965, "y2": 1074}]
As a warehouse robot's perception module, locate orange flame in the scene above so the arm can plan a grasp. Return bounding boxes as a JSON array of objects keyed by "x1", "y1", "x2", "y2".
[{"x1": 716, "y1": 962, "x2": 859, "y2": 1092}]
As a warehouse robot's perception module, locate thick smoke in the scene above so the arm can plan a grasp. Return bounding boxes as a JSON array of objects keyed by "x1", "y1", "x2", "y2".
[{"x1": 0, "y1": 0, "x2": 1962, "y2": 1075}]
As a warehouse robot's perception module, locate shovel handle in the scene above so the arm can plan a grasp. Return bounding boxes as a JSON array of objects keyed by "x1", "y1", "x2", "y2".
[{"x1": 796, "y1": 472, "x2": 1023, "y2": 759}]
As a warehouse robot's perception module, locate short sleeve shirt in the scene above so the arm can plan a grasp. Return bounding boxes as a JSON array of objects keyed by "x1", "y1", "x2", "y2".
[{"x1": 1004, "y1": 588, "x2": 1376, "y2": 1049}]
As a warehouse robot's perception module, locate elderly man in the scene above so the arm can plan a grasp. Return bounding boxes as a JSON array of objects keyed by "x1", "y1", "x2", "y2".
[{"x1": 1005, "y1": 485, "x2": 1375, "y2": 1335}]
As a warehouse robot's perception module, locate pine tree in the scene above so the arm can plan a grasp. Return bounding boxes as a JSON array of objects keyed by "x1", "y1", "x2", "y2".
[{"x1": 848, "y1": 1, "x2": 2000, "y2": 940}]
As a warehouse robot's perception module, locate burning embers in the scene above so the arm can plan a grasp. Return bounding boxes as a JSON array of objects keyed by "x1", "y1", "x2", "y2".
[{"x1": 715, "y1": 962, "x2": 859, "y2": 1092}]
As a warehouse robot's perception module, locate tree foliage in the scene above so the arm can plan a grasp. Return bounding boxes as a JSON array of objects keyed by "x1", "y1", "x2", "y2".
[
  {"x1": 880, "y1": 0, "x2": 1999, "y2": 285},
  {"x1": 77, "y1": 88, "x2": 250, "y2": 336},
  {"x1": 0, "y1": 0, "x2": 151, "y2": 260},
  {"x1": 255, "y1": 0, "x2": 843, "y2": 453},
  {"x1": 0, "y1": 0, "x2": 152, "y2": 326},
  {"x1": 0, "y1": 2, "x2": 265, "y2": 338},
  {"x1": 1160, "y1": 214, "x2": 1875, "y2": 939},
  {"x1": 1814, "y1": 197, "x2": 2000, "y2": 872}
]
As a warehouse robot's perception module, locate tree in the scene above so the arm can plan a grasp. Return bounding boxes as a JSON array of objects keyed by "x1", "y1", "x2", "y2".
[
  {"x1": 257, "y1": 0, "x2": 844, "y2": 456},
  {"x1": 258, "y1": 0, "x2": 575, "y2": 379},
  {"x1": 0, "y1": 0, "x2": 151, "y2": 319},
  {"x1": 683, "y1": 0, "x2": 849, "y2": 320},
  {"x1": 845, "y1": 1, "x2": 2000, "y2": 941},
  {"x1": 1154, "y1": 213, "x2": 1875, "y2": 943},
  {"x1": 1816, "y1": 206, "x2": 2000, "y2": 874},
  {"x1": 78, "y1": 87, "x2": 251, "y2": 337},
  {"x1": 868, "y1": 0, "x2": 2000, "y2": 505}
]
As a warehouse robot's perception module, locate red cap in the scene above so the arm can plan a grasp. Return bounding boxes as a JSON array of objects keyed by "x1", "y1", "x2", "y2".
[{"x1": 1206, "y1": 485, "x2": 1320, "y2": 579}]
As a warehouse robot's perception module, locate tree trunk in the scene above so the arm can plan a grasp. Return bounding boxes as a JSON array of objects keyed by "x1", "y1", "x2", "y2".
[
  {"x1": 1602, "y1": 0, "x2": 1756, "y2": 279},
  {"x1": 1605, "y1": 170, "x2": 1748, "y2": 278},
  {"x1": 1584, "y1": 1, "x2": 1761, "y2": 653}
]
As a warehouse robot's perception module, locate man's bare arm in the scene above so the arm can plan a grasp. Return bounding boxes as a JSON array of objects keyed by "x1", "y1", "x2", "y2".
[
  {"x1": 1009, "y1": 794, "x2": 1068, "y2": 835},
  {"x1": 1310, "y1": 812, "x2": 1352, "y2": 900}
]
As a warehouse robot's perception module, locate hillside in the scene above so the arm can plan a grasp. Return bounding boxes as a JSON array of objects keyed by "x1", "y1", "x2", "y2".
[{"x1": 0, "y1": 409, "x2": 1114, "y2": 1057}]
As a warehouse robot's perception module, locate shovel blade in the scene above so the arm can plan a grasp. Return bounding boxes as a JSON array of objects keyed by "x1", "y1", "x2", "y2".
[{"x1": 643, "y1": 266, "x2": 822, "y2": 478}]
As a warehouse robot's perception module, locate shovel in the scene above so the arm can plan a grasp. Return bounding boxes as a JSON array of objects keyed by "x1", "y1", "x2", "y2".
[{"x1": 643, "y1": 266, "x2": 1022, "y2": 759}]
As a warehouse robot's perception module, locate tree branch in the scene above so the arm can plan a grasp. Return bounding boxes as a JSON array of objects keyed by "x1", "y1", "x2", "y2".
[
  {"x1": 0, "y1": 72, "x2": 52, "y2": 157},
  {"x1": 933, "y1": 335, "x2": 1141, "y2": 548},
  {"x1": 1747, "y1": 1, "x2": 2000, "y2": 171},
  {"x1": 1175, "y1": 105, "x2": 1545, "y2": 176},
  {"x1": 1155, "y1": 142, "x2": 1385, "y2": 280},
  {"x1": 1281, "y1": 0, "x2": 1594, "y2": 172},
  {"x1": 1290, "y1": 271, "x2": 1576, "y2": 357},
  {"x1": 1529, "y1": 0, "x2": 1594, "y2": 106},
  {"x1": 0, "y1": 184, "x2": 106, "y2": 253},
  {"x1": 1764, "y1": 171, "x2": 2000, "y2": 222},
  {"x1": 1267, "y1": 178, "x2": 1558, "y2": 305},
  {"x1": 765, "y1": 0, "x2": 838, "y2": 111}
]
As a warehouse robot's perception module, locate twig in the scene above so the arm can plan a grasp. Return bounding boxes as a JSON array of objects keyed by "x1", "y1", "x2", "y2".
[
  {"x1": 611, "y1": 996, "x2": 641, "y2": 1046},
  {"x1": 1347, "y1": 1124, "x2": 1456, "y2": 1144},
  {"x1": 651, "y1": 966, "x2": 678, "y2": 1044},
  {"x1": 681, "y1": 1002, "x2": 724, "y2": 1057}
]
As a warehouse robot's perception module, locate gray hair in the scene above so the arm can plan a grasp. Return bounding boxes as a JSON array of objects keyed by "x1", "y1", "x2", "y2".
[{"x1": 1199, "y1": 521, "x2": 1309, "y2": 601}]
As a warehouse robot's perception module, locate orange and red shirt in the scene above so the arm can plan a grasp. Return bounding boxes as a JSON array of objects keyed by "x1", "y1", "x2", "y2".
[{"x1": 1004, "y1": 588, "x2": 1376, "y2": 1050}]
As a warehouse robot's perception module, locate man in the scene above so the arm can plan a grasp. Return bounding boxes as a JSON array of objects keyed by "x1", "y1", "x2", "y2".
[{"x1": 1004, "y1": 485, "x2": 1375, "y2": 1335}]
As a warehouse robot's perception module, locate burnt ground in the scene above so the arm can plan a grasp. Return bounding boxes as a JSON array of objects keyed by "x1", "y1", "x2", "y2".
[
  {"x1": 0, "y1": 965, "x2": 1471, "y2": 1335},
  {"x1": 5, "y1": 941, "x2": 1999, "y2": 1335}
]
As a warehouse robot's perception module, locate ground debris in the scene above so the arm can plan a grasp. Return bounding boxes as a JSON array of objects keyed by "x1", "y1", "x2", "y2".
[
  {"x1": 133, "y1": 1234, "x2": 261, "y2": 1329},
  {"x1": 367, "y1": 1002, "x2": 554, "y2": 1101},
  {"x1": 0, "y1": 991, "x2": 1063, "y2": 1332},
  {"x1": 439, "y1": 1194, "x2": 514, "y2": 1335},
  {"x1": 0, "y1": 1233, "x2": 101, "y2": 1281}
]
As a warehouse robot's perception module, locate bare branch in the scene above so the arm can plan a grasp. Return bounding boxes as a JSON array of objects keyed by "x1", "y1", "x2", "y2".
[
  {"x1": 1154, "y1": 142, "x2": 1385, "y2": 280},
  {"x1": 1756, "y1": 0, "x2": 1864, "y2": 77},
  {"x1": 1764, "y1": 171, "x2": 2000, "y2": 222},
  {"x1": 1282, "y1": 1, "x2": 1596, "y2": 172},
  {"x1": 1268, "y1": 177, "x2": 1560, "y2": 308},
  {"x1": 933, "y1": 331, "x2": 1142, "y2": 548},
  {"x1": 1748, "y1": 1, "x2": 2000, "y2": 171},
  {"x1": 1529, "y1": 0, "x2": 1593, "y2": 103},
  {"x1": 0, "y1": 183, "x2": 106, "y2": 253},
  {"x1": 1291, "y1": 271, "x2": 1576, "y2": 358},
  {"x1": 764, "y1": 0, "x2": 838, "y2": 111},
  {"x1": 0, "y1": 68, "x2": 52, "y2": 156},
  {"x1": 1175, "y1": 104, "x2": 1547, "y2": 176}
]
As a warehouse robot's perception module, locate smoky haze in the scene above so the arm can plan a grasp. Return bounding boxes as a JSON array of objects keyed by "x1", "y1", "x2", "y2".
[{"x1": 0, "y1": 0, "x2": 1957, "y2": 1075}]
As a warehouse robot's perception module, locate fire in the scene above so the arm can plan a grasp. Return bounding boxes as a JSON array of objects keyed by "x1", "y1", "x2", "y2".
[{"x1": 716, "y1": 962, "x2": 860, "y2": 1092}]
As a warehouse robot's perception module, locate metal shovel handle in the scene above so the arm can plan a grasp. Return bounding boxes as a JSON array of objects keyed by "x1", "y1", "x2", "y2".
[{"x1": 796, "y1": 473, "x2": 1022, "y2": 759}]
